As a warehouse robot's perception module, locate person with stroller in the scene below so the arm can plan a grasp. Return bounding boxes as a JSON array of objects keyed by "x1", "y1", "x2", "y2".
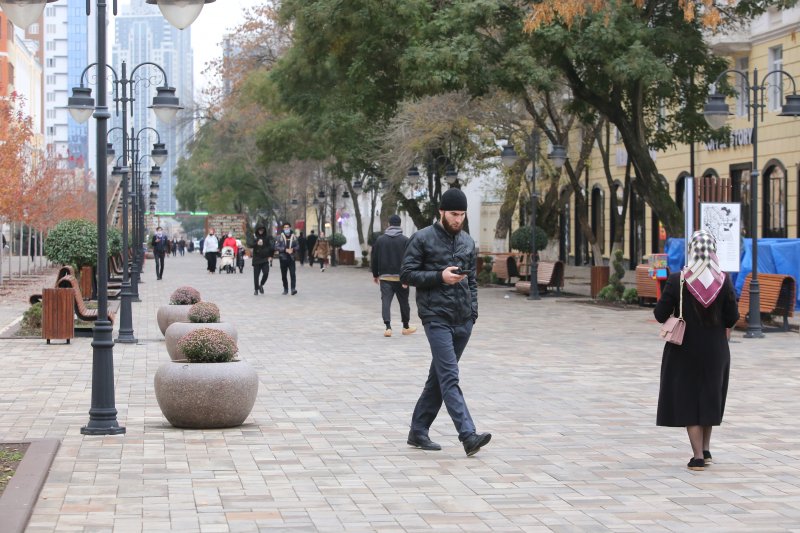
[
  {"x1": 311, "y1": 231, "x2": 330, "y2": 272},
  {"x1": 249, "y1": 224, "x2": 274, "y2": 295},
  {"x1": 276, "y1": 222, "x2": 298, "y2": 295}
]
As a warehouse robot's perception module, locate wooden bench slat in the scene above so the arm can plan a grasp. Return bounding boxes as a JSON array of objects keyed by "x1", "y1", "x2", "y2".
[{"x1": 736, "y1": 273, "x2": 796, "y2": 331}]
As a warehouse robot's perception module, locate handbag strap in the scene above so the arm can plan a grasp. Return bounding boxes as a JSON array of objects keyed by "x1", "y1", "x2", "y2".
[{"x1": 678, "y1": 272, "x2": 684, "y2": 320}]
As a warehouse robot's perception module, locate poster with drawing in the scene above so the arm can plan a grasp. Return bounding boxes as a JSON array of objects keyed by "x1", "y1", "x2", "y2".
[{"x1": 700, "y1": 202, "x2": 741, "y2": 272}]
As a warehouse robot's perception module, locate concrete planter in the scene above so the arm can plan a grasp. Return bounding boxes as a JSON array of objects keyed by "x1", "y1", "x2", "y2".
[
  {"x1": 154, "y1": 360, "x2": 258, "y2": 429},
  {"x1": 156, "y1": 304, "x2": 192, "y2": 336},
  {"x1": 164, "y1": 322, "x2": 238, "y2": 361}
]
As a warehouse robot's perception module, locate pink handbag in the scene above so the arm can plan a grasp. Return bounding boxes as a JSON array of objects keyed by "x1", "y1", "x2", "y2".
[{"x1": 659, "y1": 274, "x2": 685, "y2": 345}]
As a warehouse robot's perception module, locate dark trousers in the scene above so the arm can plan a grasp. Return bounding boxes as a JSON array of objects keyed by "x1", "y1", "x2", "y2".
[
  {"x1": 205, "y1": 252, "x2": 217, "y2": 273},
  {"x1": 279, "y1": 258, "x2": 296, "y2": 290},
  {"x1": 411, "y1": 321, "x2": 476, "y2": 441},
  {"x1": 253, "y1": 262, "x2": 269, "y2": 289},
  {"x1": 154, "y1": 251, "x2": 165, "y2": 279},
  {"x1": 380, "y1": 280, "x2": 410, "y2": 325}
]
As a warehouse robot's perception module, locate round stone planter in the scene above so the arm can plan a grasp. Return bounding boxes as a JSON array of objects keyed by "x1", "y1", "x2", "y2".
[
  {"x1": 164, "y1": 322, "x2": 238, "y2": 361},
  {"x1": 154, "y1": 360, "x2": 258, "y2": 429},
  {"x1": 156, "y1": 304, "x2": 192, "y2": 336}
]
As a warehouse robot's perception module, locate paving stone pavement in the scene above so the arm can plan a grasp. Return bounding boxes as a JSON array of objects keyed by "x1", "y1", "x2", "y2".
[{"x1": 1, "y1": 253, "x2": 800, "y2": 532}]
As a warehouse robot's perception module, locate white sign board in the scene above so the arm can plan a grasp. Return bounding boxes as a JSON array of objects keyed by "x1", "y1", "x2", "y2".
[{"x1": 699, "y1": 202, "x2": 741, "y2": 272}]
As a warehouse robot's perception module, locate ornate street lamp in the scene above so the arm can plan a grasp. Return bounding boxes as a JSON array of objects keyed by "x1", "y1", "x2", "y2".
[
  {"x1": 703, "y1": 67, "x2": 800, "y2": 338},
  {"x1": 501, "y1": 136, "x2": 567, "y2": 300},
  {"x1": 2, "y1": 0, "x2": 207, "y2": 435}
]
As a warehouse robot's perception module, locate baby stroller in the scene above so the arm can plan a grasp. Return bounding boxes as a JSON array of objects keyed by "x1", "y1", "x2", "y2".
[{"x1": 219, "y1": 246, "x2": 236, "y2": 274}]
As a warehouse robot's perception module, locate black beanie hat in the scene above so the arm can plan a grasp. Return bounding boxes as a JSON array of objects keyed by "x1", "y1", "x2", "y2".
[
  {"x1": 439, "y1": 188, "x2": 468, "y2": 211},
  {"x1": 388, "y1": 214, "x2": 401, "y2": 226}
]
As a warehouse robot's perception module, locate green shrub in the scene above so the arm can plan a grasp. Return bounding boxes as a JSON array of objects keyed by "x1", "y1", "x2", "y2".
[
  {"x1": 476, "y1": 255, "x2": 495, "y2": 286},
  {"x1": 188, "y1": 302, "x2": 220, "y2": 323},
  {"x1": 170, "y1": 286, "x2": 201, "y2": 305},
  {"x1": 330, "y1": 232, "x2": 347, "y2": 248},
  {"x1": 622, "y1": 288, "x2": 639, "y2": 304},
  {"x1": 22, "y1": 302, "x2": 43, "y2": 330},
  {"x1": 107, "y1": 227, "x2": 122, "y2": 257},
  {"x1": 44, "y1": 219, "x2": 100, "y2": 268},
  {"x1": 361, "y1": 250, "x2": 370, "y2": 268},
  {"x1": 510, "y1": 225, "x2": 548, "y2": 254},
  {"x1": 178, "y1": 328, "x2": 237, "y2": 363},
  {"x1": 596, "y1": 248, "x2": 626, "y2": 301},
  {"x1": 597, "y1": 285, "x2": 619, "y2": 302}
]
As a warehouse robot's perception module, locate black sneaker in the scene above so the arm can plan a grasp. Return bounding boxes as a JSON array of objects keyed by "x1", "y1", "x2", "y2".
[
  {"x1": 687, "y1": 458, "x2": 705, "y2": 471},
  {"x1": 463, "y1": 432, "x2": 491, "y2": 456},
  {"x1": 254, "y1": 289, "x2": 259, "y2": 295},
  {"x1": 259, "y1": 285, "x2": 264, "y2": 294},
  {"x1": 703, "y1": 450, "x2": 713, "y2": 464},
  {"x1": 282, "y1": 290, "x2": 288, "y2": 295},
  {"x1": 407, "y1": 432, "x2": 441, "y2": 451},
  {"x1": 291, "y1": 290, "x2": 297, "y2": 295}
]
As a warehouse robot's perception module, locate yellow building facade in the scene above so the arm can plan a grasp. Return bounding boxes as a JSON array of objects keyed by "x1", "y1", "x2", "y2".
[{"x1": 555, "y1": 9, "x2": 800, "y2": 268}]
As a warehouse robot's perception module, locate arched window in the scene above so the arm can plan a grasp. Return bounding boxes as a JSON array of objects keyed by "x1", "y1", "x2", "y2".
[
  {"x1": 591, "y1": 185, "x2": 605, "y2": 256},
  {"x1": 610, "y1": 180, "x2": 624, "y2": 250},
  {"x1": 629, "y1": 180, "x2": 646, "y2": 268},
  {"x1": 675, "y1": 172, "x2": 688, "y2": 212},
  {"x1": 729, "y1": 163, "x2": 752, "y2": 237},
  {"x1": 763, "y1": 160, "x2": 787, "y2": 238},
  {"x1": 651, "y1": 175, "x2": 668, "y2": 253}
]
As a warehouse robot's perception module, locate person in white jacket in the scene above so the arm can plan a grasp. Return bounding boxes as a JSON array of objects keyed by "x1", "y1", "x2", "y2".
[{"x1": 203, "y1": 228, "x2": 220, "y2": 274}]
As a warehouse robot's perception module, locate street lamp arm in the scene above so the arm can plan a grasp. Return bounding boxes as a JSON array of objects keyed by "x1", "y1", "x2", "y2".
[
  {"x1": 133, "y1": 126, "x2": 163, "y2": 144},
  {"x1": 710, "y1": 67, "x2": 750, "y2": 92},
  {"x1": 127, "y1": 62, "x2": 172, "y2": 103},
  {"x1": 77, "y1": 62, "x2": 120, "y2": 88}
]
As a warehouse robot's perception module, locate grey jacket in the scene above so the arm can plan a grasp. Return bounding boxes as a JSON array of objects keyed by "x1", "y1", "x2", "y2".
[{"x1": 400, "y1": 223, "x2": 478, "y2": 326}]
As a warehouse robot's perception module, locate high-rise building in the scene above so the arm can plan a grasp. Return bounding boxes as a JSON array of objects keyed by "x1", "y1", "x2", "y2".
[
  {"x1": 113, "y1": 0, "x2": 193, "y2": 213},
  {"x1": 42, "y1": 0, "x2": 95, "y2": 175}
]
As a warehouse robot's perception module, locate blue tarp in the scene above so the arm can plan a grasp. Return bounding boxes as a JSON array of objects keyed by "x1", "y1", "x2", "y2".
[{"x1": 664, "y1": 237, "x2": 800, "y2": 311}]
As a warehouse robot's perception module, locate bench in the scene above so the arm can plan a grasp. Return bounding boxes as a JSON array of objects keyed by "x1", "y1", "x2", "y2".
[
  {"x1": 514, "y1": 261, "x2": 565, "y2": 295},
  {"x1": 29, "y1": 266, "x2": 77, "y2": 305},
  {"x1": 57, "y1": 275, "x2": 116, "y2": 323},
  {"x1": 736, "y1": 273, "x2": 796, "y2": 332},
  {"x1": 491, "y1": 253, "x2": 524, "y2": 285},
  {"x1": 636, "y1": 265, "x2": 660, "y2": 305}
]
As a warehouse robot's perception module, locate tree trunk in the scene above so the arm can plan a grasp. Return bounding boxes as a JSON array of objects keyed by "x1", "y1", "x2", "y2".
[
  {"x1": 347, "y1": 179, "x2": 364, "y2": 246},
  {"x1": 493, "y1": 161, "x2": 523, "y2": 242}
]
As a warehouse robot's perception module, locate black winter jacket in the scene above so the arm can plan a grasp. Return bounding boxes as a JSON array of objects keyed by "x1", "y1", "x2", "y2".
[
  {"x1": 371, "y1": 226, "x2": 408, "y2": 278},
  {"x1": 248, "y1": 226, "x2": 274, "y2": 266},
  {"x1": 401, "y1": 223, "x2": 478, "y2": 326}
]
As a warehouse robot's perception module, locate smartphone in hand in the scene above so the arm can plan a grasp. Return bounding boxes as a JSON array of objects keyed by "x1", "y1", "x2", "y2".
[{"x1": 452, "y1": 267, "x2": 472, "y2": 276}]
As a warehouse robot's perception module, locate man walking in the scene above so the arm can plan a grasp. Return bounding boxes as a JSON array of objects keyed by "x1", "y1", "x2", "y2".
[
  {"x1": 249, "y1": 223, "x2": 274, "y2": 295},
  {"x1": 151, "y1": 226, "x2": 169, "y2": 280},
  {"x1": 372, "y1": 214, "x2": 416, "y2": 337},
  {"x1": 276, "y1": 222, "x2": 298, "y2": 295},
  {"x1": 401, "y1": 188, "x2": 491, "y2": 457},
  {"x1": 203, "y1": 228, "x2": 219, "y2": 274},
  {"x1": 306, "y1": 230, "x2": 318, "y2": 267}
]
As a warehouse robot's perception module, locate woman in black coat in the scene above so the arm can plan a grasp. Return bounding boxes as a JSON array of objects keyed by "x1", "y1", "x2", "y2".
[{"x1": 654, "y1": 229, "x2": 739, "y2": 471}]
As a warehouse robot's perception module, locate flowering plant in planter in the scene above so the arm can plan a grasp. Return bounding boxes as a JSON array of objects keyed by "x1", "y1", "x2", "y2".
[
  {"x1": 177, "y1": 328, "x2": 237, "y2": 363},
  {"x1": 169, "y1": 286, "x2": 201, "y2": 305},
  {"x1": 188, "y1": 302, "x2": 220, "y2": 323}
]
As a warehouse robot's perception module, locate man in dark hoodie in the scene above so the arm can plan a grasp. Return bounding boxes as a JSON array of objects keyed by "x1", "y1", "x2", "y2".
[
  {"x1": 248, "y1": 223, "x2": 274, "y2": 295},
  {"x1": 372, "y1": 214, "x2": 416, "y2": 337}
]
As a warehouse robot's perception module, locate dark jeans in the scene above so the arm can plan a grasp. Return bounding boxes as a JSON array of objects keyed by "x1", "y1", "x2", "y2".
[
  {"x1": 411, "y1": 321, "x2": 476, "y2": 441},
  {"x1": 279, "y1": 258, "x2": 296, "y2": 290},
  {"x1": 380, "y1": 280, "x2": 410, "y2": 325},
  {"x1": 205, "y1": 252, "x2": 217, "y2": 273},
  {"x1": 154, "y1": 251, "x2": 165, "y2": 279},
  {"x1": 253, "y1": 262, "x2": 269, "y2": 289}
]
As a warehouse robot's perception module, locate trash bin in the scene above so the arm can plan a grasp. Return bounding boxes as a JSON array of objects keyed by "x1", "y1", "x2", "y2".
[
  {"x1": 590, "y1": 265, "x2": 610, "y2": 298},
  {"x1": 42, "y1": 288, "x2": 74, "y2": 344}
]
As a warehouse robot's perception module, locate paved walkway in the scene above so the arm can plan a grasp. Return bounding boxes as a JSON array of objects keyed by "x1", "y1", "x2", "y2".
[{"x1": 2, "y1": 252, "x2": 800, "y2": 532}]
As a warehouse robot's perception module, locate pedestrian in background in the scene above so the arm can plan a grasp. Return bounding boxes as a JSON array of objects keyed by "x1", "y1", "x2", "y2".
[
  {"x1": 178, "y1": 237, "x2": 186, "y2": 256},
  {"x1": 306, "y1": 230, "x2": 318, "y2": 267},
  {"x1": 311, "y1": 231, "x2": 330, "y2": 271},
  {"x1": 151, "y1": 226, "x2": 169, "y2": 280},
  {"x1": 171, "y1": 237, "x2": 178, "y2": 257},
  {"x1": 401, "y1": 188, "x2": 490, "y2": 457},
  {"x1": 249, "y1": 223, "x2": 274, "y2": 295},
  {"x1": 298, "y1": 231, "x2": 307, "y2": 266},
  {"x1": 372, "y1": 214, "x2": 416, "y2": 337},
  {"x1": 203, "y1": 228, "x2": 219, "y2": 274},
  {"x1": 654, "y1": 229, "x2": 739, "y2": 471},
  {"x1": 276, "y1": 222, "x2": 298, "y2": 295}
]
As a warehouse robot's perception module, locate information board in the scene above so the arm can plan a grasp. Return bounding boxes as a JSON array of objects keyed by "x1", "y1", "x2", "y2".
[{"x1": 699, "y1": 202, "x2": 741, "y2": 272}]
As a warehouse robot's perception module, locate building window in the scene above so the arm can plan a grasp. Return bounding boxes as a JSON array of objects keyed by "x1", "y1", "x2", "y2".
[
  {"x1": 46, "y1": 74, "x2": 55, "y2": 85},
  {"x1": 46, "y1": 41, "x2": 55, "y2": 51},
  {"x1": 47, "y1": 126, "x2": 56, "y2": 136},
  {"x1": 28, "y1": 23, "x2": 39, "y2": 34},
  {"x1": 768, "y1": 46, "x2": 783, "y2": 112},
  {"x1": 46, "y1": 24, "x2": 56, "y2": 35},
  {"x1": 7, "y1": 63, "x2": 14, "y2": 86},
  {"x1": 46, "y1": 6, "x2": 55, "y2": 16},
  {"x1": 735, "y1": 57, "x2": 749, "y2": 117},
  {"x1": 47, "y1": 58, "x2": 55, "y2": 68},
  {"x1": 46, "y1": 109, "x2": 56, "y2": 119},
  {"x1": 46, "y1": 92, "x2": 55, "y2": 102},
  {"x1": 763, "y1": 162, "x2": 786, "y2": 238}
]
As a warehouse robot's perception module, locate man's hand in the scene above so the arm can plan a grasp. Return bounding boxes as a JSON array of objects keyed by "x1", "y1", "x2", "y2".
[
  {"x1": 373, "y1": 277, "x2": 379, "y2": 285},
  {"x1": 287, "y1": 247, "x2": 293, "y2": 254},
  {"x1": 257, "y1": 239, "x2": 263, "y2": 246},
  {"x1": 442, "y1": 265, "x2": 466, "y2": 285}
]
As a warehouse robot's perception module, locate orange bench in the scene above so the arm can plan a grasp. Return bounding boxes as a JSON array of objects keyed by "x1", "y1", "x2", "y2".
[
  {"x1": 515, "y1": 261, "x2": 565, "y2": 295},
  {"x1": 736, "y1": 273, "x2": 796, "y2": 331}
]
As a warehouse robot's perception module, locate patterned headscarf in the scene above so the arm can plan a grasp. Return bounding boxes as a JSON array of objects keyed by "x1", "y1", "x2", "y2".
[{"x1": 683, "y1": 229, "x2": 726, "y2": 307}]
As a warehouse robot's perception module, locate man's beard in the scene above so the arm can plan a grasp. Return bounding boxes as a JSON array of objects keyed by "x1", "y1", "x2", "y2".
[{"x1": 441, "y1": 215, "x2": 462, "y2": 235}]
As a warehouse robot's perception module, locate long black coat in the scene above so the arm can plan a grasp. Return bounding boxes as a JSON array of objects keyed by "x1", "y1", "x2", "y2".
[{"x1": 654, "y1": 271, "x2": 739, "y2": 427}]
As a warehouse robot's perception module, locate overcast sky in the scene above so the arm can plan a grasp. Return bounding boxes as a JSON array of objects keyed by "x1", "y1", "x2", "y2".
[{"x1": 189, "y1": 0, "x2": 261, "y2": 97}]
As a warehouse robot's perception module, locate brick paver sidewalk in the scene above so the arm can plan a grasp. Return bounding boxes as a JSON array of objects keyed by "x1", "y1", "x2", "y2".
[{"x1": 2, "y1": 253, "x2": 799, "y2": 531}]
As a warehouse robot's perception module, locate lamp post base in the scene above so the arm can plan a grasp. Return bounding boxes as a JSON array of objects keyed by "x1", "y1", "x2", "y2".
[
  {"x1": 81, "y1": 320, "x2": 126, "y2": 436},
  {"x1": 116, "y1": 281, "x2": 137, "y2": 344}
]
